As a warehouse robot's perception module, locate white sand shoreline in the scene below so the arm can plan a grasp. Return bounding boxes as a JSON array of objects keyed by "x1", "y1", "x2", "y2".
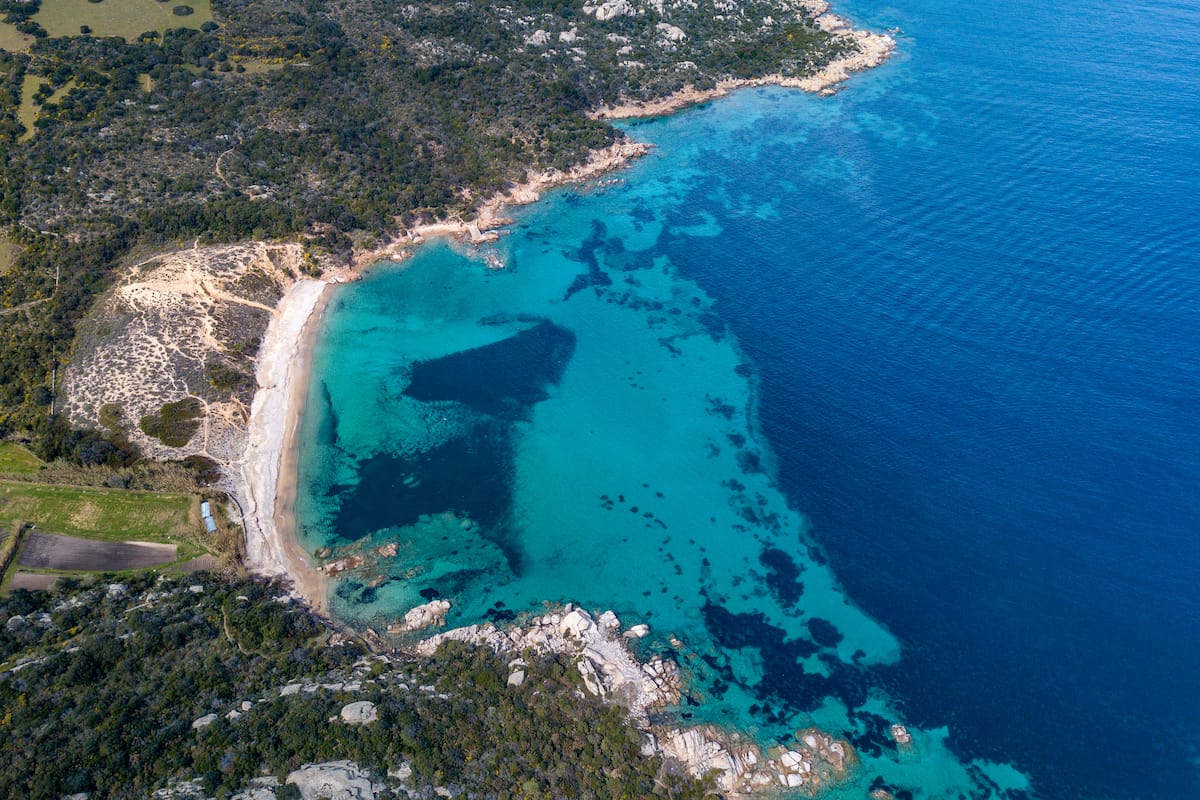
[{"x1": 238, "y1": 278, "x2": 332, "y2": 612}]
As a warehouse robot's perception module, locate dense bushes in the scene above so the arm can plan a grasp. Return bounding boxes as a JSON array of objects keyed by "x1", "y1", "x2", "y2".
[
  {"x1": 0, "y1": 575, "x2": 710, "y2": 800},
  {"x1": 0, "y1": 0, "x2": 849, "y2": 451}
]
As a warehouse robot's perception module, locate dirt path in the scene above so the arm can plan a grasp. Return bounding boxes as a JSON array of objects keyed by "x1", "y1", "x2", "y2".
[
  {"x1": 0, "y1": 298, "x2": 49, "y2": 320},
  {"x1": 215, "y1": 145, "x2": 238, "y2": 190}
]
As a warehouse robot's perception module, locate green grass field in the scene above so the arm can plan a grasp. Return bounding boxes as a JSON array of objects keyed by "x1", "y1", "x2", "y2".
[
  {"x1": 17, "y1": 75, "x2": 44, "y2": 142},
  {"x1": 18, "y1": 77, "x2": 77, "y2": 141},
  {"x1": 0, "y1": 480, "x2": 197, "y2": 541},
  {"x1": 0, "y1": 480, "x2": 210, "y2": 591},
  {"x1": 0, "y1": 443, "x2": 43, "y2": 475},
  {"x1": 0, "y1": 20, "x2": 33, "y2": 52},
  {"x1": 33, "y1": 0, "x2": 213, "y2": 40},
  {"x1": 0, "y1": 237, "x2": 21, "y2": 277}
]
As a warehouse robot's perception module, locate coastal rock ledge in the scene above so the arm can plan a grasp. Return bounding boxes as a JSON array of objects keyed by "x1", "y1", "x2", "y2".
[
  {"x1": 415, "y1": 604, "x2": 682, "y2": 715},
  {"x1": 416, "y1": 605, "x2": 858, "y2": 796}
]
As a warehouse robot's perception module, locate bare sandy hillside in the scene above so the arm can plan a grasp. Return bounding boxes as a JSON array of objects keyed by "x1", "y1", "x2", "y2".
[{"x1": 63, "y1": 242, "x2": 307, "y2": 464}]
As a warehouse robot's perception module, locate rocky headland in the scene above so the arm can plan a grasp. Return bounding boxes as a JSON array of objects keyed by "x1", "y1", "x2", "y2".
[{"x1": 415, "y1": 604, "x2": 860, "y2": 797}]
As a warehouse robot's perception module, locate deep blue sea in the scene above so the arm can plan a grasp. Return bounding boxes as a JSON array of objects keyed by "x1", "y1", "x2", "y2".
[{"x1": 295, "y1": 0, "x2": 1200, "y2": 797}]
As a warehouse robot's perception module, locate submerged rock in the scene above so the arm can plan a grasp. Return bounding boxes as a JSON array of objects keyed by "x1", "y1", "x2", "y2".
[{"x1": 890, "y1": 723, "x2": 913, "y2": 745}]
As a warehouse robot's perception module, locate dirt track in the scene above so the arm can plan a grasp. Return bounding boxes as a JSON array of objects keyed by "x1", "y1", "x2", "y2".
[{"x1": 18, "y1": 533, "x2": 177, "y2": 571}]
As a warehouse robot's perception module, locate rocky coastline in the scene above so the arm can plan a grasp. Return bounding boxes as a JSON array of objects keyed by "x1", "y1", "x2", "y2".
[{"x1": 411, "y1": 603, "x2": 863, "y2": 797}]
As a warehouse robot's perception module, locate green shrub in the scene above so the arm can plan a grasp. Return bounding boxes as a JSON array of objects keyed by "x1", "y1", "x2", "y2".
[{"x1": 139, "y1": 397, "x2": 204, "y2": 448}]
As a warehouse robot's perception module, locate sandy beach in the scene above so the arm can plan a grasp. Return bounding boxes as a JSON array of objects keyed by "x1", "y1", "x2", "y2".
[{"x1": 239, "y1": 278, "x2": 332, "y2": 612}]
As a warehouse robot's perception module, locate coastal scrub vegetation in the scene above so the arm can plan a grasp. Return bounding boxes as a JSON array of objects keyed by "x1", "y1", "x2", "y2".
[
  {"x1": 0, "y1": 0, "x2": 857, "y2": 451},
  {"x1": 139, "y1": 396, "x2": 206, "y2": 448},
  {"x1": 0, "y1": 574, "x2": 711, "y2": 799}
]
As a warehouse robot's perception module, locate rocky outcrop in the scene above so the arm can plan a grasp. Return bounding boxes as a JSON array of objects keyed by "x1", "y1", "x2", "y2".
[
  {"x1": 584, "y1": 0, "x2": 637, "y2": 20},
  {"x1": 416, "y1": 605, "x2": 680, "y2": 716},
  {"x1": 417, "y1": 604, "x2": 861, "y2": 797},
  {"x1": 389, "y1": 599, "x2": 451, "y2": 633},
  {"x1": 339, "y1": 701, "x2": 378, "y2": 725},
  {"x1": 191, "y1": 713, "x2": 218, "y2": 730},
  {"x1": 285, "y1": 761, "x2": 383, "y2": 800},
  {"x1": 656, "y1": 22, "x2": 687, "y2": 42},
  {"x1": 650, "y1": 725, "x2": 858, "y2": 796},
  {"x1": 652, "y1": 727, "x2": 771, "y2": 794}
]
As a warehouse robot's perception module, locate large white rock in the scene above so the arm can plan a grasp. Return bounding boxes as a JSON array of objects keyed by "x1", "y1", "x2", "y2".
[
  {"x1": 230, "y1": 778, "x2": 279, "y2": 800},
  {"x1": 286, "y1": 761, "x2": 382, "y2": 800},
  {"x1": 340, "y1": 701, "x2": 378, "y2": 725},
  {"x1": 597, "y1": 610, "x2": 621, "y2": 631},
  {"x1": 656, "y1": 22, "x2": 686, "y2": 41},
  {"x1": 524, "y1": 29, "x2": 551, "y2": 45},
  {"x1": 584, "y1": 0, "x2": 637, "y2": 20},
  {"x1": 624, "y1": 623, "x2": 650, "y2": 638},
  {"x1": 398, "y1": 600, "x2": 451, "y2": 632},
  {"x1": 657, "y1": 727, "x2": 760, "y2": 793},
  {"x1": 191, "y1": 713, "x2": 217, "y2": 730},
  {"x1": 559, "y1": 608, "x2": 594, "y2": 638}
]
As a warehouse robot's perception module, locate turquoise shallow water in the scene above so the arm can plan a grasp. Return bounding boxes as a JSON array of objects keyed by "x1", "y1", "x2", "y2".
[
  {"x1": 298, "y1": 226, "x2": 1026, "y2": 799},
  {"x1": 297, "y1": 0, "x2": 1200, "y2": 795}
]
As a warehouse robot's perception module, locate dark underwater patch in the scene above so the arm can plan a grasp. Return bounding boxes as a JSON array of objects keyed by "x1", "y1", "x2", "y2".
[
  {"x1": 806, "y1": 616, "x2": 842, "y2": 648},
  {"x1": 331, "y1": 420, "x2": 523, "y2": 574},
  {"x1": 402, "y1": 321, "x2": 576, "y2": 420},
  {"x1": 317, "y1": 381, "x2": 339, "y2": 446},
  {"x1": 847, "y1": 709, "x2": 898, "y2": 759},
  {"x1": 701, "y1": 601, "x2": 817, "y2": 658},
  {"x1": 759, "y1": 546, "x2": 805, "y2": 607},
  {"x1": 564, "y1": 219, "x2": 616, "y2": 300},
  {"x1": 700, "y1": 599, "x2": 873, "y2": 715}
]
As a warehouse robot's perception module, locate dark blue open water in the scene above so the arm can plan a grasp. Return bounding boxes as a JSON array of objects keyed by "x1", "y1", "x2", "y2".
[{"x1": 297, "y1": 0, "x2": 1200, "y2": 796}]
